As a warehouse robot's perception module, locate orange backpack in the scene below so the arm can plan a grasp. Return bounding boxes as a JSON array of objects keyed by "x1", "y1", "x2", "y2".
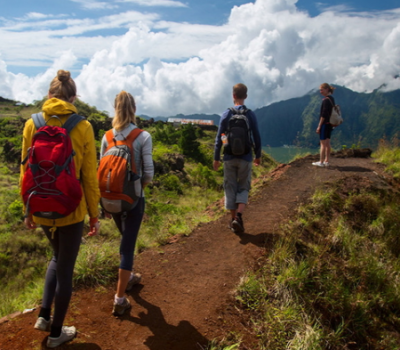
[{"x1": 97, "y1": 128, "x2": 143, "y2": 216}]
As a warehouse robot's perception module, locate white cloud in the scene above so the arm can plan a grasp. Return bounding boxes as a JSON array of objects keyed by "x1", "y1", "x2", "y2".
[
  {"x1": 0, "y1": 0, "x2": 400, "y2": 117},
  {"x1": 24, "y1": 12, "x2": 53, "y2": 20},
  {"x1": 70, "y1": 0, "x2": 187, "y2": 9},
  {"x1": 117, "y1": 0, "x2": 187, "y2": 7},
  {"x1": 70, "y1": 0, "x2": 119, "y2": 10}
]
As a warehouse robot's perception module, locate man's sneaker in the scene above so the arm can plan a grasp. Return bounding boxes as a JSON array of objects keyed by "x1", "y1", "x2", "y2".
[
  {"x1": 229, "y1": 218, "x2": 237, "y2": 233},
  {"x1": 312, "y1": 161, "x2": 325, "y2": 167},
  {"x1": 34, "y1": 317, "x2": 52, "y2": 332},
  {"x1": 231, "y1": 216, "x2": 244, "y2": 234},
  {"x1": 47, "y1": 326, "x2": 76, "y2": 348},
  {"x1": 126, "y1": 272, "x2": 142, "y2": 292},
  {"x1": 112, "y1": 297, "x2": 131, "y2": 316}
]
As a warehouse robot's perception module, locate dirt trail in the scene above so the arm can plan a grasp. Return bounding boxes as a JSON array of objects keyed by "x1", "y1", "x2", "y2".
[{"x1": 0, "y1": 153, "x2": 387, "y2": 350}]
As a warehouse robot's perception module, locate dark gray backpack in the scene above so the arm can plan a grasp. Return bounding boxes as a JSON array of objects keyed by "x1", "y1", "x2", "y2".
[{"x1": 223, "y1": 107, "x2": 253, "y2": 156}]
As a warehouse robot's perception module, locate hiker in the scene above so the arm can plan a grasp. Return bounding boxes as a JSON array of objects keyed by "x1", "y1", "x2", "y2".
[
  {"x1": 213, "y1": 83, "x2": 262, "y2": 234},
  {"x1": 20, "y1": 70, "x2": 100, "y2": 348},
  {"x1": 100, "y1": 91, "x2": 154, "y2": 316},
  {"x1": 312, "y1": 83, "x2": 336, "y2": 167}
]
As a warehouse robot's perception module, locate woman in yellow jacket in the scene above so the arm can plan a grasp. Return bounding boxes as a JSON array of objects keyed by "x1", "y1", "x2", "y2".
[{"x1": 20, "y1": 70, "x2": 100, "y2": 348}]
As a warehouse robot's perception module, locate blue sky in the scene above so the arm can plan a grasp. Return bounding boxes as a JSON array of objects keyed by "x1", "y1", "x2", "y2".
[{"x1": 1, "y1": 0, "x2": 400, "y2": 116}]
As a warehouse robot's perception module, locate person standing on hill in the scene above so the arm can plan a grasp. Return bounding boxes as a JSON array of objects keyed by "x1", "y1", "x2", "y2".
[
  {"x1": 20, "y1": 70, "x2": 100, "y2": 348},
  {"x1": 312, "y1": 83, "x2": 336, "y2": 167},
  {"x1": 213, "y1": 83, "x2": 262, "y2": 234},
  {"x1": 100, "y1": 91, "x2": 154, "y2": 316}
]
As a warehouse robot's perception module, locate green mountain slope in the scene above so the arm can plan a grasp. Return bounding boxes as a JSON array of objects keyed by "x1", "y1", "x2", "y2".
[{"x1": 254, "y1": 86, "x2": 400, "y2": 148}]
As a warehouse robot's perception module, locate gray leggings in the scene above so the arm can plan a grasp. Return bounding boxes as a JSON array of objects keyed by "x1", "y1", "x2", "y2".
[{"x1": 41, "y1": 221, "x2": 83, "y2": 327}]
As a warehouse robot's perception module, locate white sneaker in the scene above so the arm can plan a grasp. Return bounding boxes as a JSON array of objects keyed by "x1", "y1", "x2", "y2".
[
  {"x1": 47, "y1": 326, "x2": 76, "y2": 348},
  {"x1": 312, "y1": 161, "x2": 324, "y2": 167},
  {"x1": 112, "y1": 297, "x2": 131, "y2": 316},
  {"x1": 323, "y1": 162, "x2": 329, "y2": 167},
  {"x1": 34, "y1": 317, "x2": 52, "y2": 331},
  {"x1": 126, "y1": 272, "x2": 142, "y2": 292}
]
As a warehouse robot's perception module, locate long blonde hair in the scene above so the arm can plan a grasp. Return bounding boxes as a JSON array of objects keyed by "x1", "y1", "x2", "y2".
[
  {"x1": 112, "y1": 91, "x2": 136, "y2": 132},
  {"x1": 48, "y1": 70, "x2": 77, "y2": 102}
]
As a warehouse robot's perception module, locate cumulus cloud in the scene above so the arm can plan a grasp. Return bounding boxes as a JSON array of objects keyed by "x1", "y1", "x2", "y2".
[{"x1": 1, "y1": 0, "x2": 400, "y2": 116}]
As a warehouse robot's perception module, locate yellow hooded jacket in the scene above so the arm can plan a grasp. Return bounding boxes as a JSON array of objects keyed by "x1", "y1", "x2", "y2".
[{"x1": 20, "y1": 98, "x2": 100, "y2": 226}]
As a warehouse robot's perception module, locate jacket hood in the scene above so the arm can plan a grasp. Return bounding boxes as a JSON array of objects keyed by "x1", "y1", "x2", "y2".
[{"x1": 42, "y1": 98, "x2": 77, "y2": 117}]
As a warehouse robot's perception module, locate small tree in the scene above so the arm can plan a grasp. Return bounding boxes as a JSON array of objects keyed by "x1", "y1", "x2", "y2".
[{"x1": 178, "y1": 124, "x2": 201, "y2": 160}]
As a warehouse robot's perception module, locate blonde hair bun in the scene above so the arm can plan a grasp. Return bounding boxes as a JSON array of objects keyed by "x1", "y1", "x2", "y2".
[{"x1": 57, "y1": 70, "x2": 71, "y2": 83}]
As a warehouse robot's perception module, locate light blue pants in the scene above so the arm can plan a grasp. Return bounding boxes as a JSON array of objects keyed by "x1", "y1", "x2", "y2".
[{"x1": 223, "y1": 158, "x2": 252, "y2": 210}]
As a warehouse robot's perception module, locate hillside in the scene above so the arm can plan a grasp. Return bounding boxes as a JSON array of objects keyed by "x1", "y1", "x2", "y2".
[
  {"x1": 255, "y1": 86, "x2": 400, "y2": 149},
  {"x1": 1, "y1": 151, "x2": 399, "y2": 349},
  {"x1": 146, "y1": 87, "x2": 400, "y2": 150}
]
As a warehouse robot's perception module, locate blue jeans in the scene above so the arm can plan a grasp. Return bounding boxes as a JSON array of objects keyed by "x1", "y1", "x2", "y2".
[
  {"x1": 223, "y1": 158, "x2": 252, "y2": 210},
  {"x1": 112, "y1": 197, "x2": 145, "y2": 271}
]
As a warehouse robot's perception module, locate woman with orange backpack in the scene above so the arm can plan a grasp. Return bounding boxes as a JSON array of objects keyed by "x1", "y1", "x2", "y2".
[
  {"x1": 99, "y1": 91, "x2": 154, "y2": 316},
  {"x1": 20, "y1": 70, "x2": 100, "y2": 348}
]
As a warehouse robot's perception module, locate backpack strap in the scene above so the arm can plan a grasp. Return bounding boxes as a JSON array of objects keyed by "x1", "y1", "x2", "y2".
[
  {"x1": 229, "y1": 107, "x2": 249, "y2": 116},
  {"x1": 31, "y1": 112, "x2": 84, "y2": 133},
  {"x1": 63, "y1": 113, "x2": 85, "y2": 134},
  {"x1": 31, "y1": 113, "x2": 46, "y2": 130},
  {"x1": 125, "y1": 128, "x2": 143, "y2": 173},
  {"x1": 105, "y1": 128, "x2": 143, "y2": 173}
]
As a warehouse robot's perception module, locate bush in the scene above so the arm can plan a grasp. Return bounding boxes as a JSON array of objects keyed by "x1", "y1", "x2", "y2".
[
  {"x1": 159, "y1": 174, "x2": 183, "y2": 194},
  {"x1": 190, "y1": 164, "x2": 218, "y2": 189}
]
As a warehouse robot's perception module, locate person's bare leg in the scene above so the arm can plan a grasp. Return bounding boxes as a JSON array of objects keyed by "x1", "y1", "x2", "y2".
[
  {"x1": 319, "y1": 140, "x2": 325, "y2": 164},
  {"x1": 237, "y1": 203, "x2": 246, "y2": 214},
  {"x1": 116, "y1": 269, "x2": 131, "y2": 298},
  {"x1": 324, "y1": 139, "x2": 331, "y2": 163}
]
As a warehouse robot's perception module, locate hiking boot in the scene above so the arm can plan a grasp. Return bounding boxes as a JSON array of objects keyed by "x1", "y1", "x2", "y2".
[
  {"x1": 34, "y1": 316, "x2": 52, "y2": 332},
  {"x1": 46, "y1": 326, "x2": 76, "y2": 348},
  {"x1": 229, "y1": 218, "x2": 237, "y2": 233},
  {"x1": 232, "y1": 215, "x2": 244, "y2": 234},
  {"x1": 312, "y1": 161, "x2": 325, "y2": 167},
  {"x1": 112, "y1": 297, "x2": 131, "y2": 316},
  {"x1": 126, "y1": 272, "x2": 142, "y2": 292}
]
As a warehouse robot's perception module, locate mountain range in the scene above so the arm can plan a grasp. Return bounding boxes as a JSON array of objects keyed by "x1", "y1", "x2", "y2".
[{"x1": 148, "y1": 86, "x2": 400, "y2": 149}]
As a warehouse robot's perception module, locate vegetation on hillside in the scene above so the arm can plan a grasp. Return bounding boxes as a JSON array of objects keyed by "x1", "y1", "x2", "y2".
[
  {"x1": 229, "y1": 140, "x2": 400, "y2": 349},
  {"x1": 0, "y1": 97, "x2": 277, "y2": 319}
]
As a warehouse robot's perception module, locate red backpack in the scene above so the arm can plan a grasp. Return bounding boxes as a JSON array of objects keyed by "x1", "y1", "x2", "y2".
[
  {"x1": 97, "y1": 128, "x2": 143, "y2": 216},
  {"x1": 21, "y1": 113, "x2": 84, "y2": 220}
]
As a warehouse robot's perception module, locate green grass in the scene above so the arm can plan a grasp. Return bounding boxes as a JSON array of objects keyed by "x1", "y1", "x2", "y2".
[
  {"x1": 231, "y1": 150, "x2": 400, "y2": 350},
  {"x1": 373, "y1": 139, "x2": 400, "y2": 178}
]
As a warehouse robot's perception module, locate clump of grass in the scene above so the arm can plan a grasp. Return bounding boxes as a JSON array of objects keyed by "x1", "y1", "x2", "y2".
[
  {"x1": 74, "y1": 239, "x2": 119, "y2": 287},
  {"x1": 373, "y1": 138, "x2": 400, "y2": 177},
  {"x1": 0, "y1": 279, "x2": 44, "y2": 317},
  {"x1": 202, "y1": 338, "x2": 241, "y2": 350}
]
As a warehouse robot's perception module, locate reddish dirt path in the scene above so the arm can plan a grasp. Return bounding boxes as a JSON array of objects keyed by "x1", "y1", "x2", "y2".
[{"x1": 0, "y1": 153, "x2": 386, "y2": 350}]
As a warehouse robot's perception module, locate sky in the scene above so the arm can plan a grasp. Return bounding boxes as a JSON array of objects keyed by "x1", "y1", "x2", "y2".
[{"x1": 0, "y1": 0, "x2": 400, "y2": 117}]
